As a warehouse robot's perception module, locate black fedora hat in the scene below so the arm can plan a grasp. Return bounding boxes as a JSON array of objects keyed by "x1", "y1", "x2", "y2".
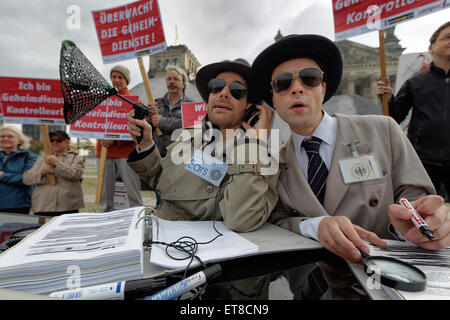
[
  {"x1": 251, "y1": 34, "x2": 343, "y2": 107},
  {"x1": 196, "y1": 58, "x2": 257, "y2": 103}
]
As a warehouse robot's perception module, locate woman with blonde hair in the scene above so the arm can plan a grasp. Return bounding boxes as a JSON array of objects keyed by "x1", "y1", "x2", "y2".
[{"x1": 0, "y1": 126, "x2": 36, "y2": 213}]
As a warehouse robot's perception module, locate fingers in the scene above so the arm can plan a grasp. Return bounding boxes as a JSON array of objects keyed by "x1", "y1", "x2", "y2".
[
  {"x1": 354, "y1": 225, "x2": 387, "y2": 250},
  {"x1": 240, "y1": 121, "x2": 251, "y2": 131},
  {"x1": 404, "y1": 201, "x2": 450, "y2": 248},
  {"x1": 376, "y1": 78, "x2": 393, "y2": 97},
  {"x1": 147, "y1": 103, "x2": 158, "y2": 113},
  {"x1": 318, "y1": 216, "x2": 370, "y2": 263},
  {"x1": 413, "y1": 195, "x2": 445, "y2": 218},
  {"x1": 391, "y1": 196, "x2": 450, "y2": 249},
  {"x1": 255, "y1": 105, "x2": 274, "y2": 128},
  {"x1": 418, "y1": 219, "x2": 450, "y2": 250},
  {"x1": 127, "y1": 110, "x2": 152, "y2": 143}
]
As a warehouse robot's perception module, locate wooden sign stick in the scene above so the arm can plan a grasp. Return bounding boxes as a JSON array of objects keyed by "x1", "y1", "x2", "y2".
[
  {"x1": 379, "y1": 30, "x2": 390, "y2": 116},
  {"x1": 137, "y1": 57, "x2": 163, "y2": 136},
  {"x1": 39, "y1": 125, "x2": 56, "y2": 186}
]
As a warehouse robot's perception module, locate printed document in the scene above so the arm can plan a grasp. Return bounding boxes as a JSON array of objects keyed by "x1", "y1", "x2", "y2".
[
  {"x1": 368, "y1": 240, "x2": 450, "y2": 300},
  {"x1": 0, "y1": 207, "x2": 145, "y2": 294},
  {"x1": 150, "y1": 216, "x2": 259, "y2": 269}
]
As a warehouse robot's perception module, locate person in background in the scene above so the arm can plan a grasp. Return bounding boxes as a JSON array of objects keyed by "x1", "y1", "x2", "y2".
[
  {"x1": 96, "y1": 65, "x2": 144, "y2": 212},
  {"x1": 376, "y1": 21, "x2": 450, "y2": 201},
  {"x1": 23, "y1": 130, "x2": 84, "y2": 216},
  {"x1": 147, "y1": 64, "x2": 193, "y2": 157},
  {"x1": 0, "y1": 126, "x2": 36, "y2": 214}
]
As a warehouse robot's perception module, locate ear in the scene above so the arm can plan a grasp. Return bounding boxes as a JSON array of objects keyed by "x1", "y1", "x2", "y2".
[
  {"x1": 321, "y1": 82, "x2": 327, "y2": 102},
  {"x1": 428, "y1": 43, "x2": 433, "y2": 55}
]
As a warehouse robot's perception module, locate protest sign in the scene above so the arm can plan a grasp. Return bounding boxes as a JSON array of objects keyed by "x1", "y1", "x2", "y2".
[
  {"x1": 332, "y1": 0, "x2": 448, "y2": 41},
  {"x1": 69, "y1": 95, "x2": 138, "y2": 140},
  {"x1": 0, "y1": 76, "x2": 64, "y2": 125},
  {"x1": 181, "y1": 102, "x2": 208, "y2": 128},
  {"x1": 92, "y1": 0, "x2": 166, "y2": 64}
]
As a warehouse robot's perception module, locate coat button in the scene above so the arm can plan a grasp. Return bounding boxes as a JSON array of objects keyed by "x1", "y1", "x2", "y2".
[
  {"x1": 369, "y1": 198, "x2": 378, "y2": 207},
  {"x1": 206, "y1": 185, "x2": 214, "y2": 193}
]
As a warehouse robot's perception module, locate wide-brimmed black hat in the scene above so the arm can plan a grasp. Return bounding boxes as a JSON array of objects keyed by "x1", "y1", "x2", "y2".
[
  {"x1": 251, "y1": 34, "x2": 343, "y2": 107},
  {"x1": 49, "y1": 130, "x2": 70, "y2": 140},
  {"x1": 196, "y1": 58, "x2": 257, "y2": 103}
]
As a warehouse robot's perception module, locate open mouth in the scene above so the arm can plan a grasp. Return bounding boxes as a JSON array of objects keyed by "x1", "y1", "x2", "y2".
[{"x1": 290, "y1": 103, "x2": 306, "y2": 110}]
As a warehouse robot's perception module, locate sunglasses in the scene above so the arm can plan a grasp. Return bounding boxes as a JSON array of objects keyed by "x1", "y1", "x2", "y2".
[
  {"x1": 271, "y1": 67, "x2": 324, "y2": 95},
  {"x1": 50, "y1": 138, "x2": 63, "y2": 143},
  {"x1": 208, "y1": 78, "x2": 247, "y2": 100}
]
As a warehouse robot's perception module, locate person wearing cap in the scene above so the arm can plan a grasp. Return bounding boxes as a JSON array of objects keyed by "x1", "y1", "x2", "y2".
[
  {"x1": 147, "y1": 64, "x2": 194, "y2": 158},
  {"x1": 251, "y1": 34, "x2": 450, "y2": 266},
  {"x1": 23, "y1": 130, "x2": 85, "y2": 216},
  {"x1": 0, "y1": 126, "x2": 36, "y2": 214},
  {"x1": 96, "y1": 65, "x2": 144, "y2": 212},
  {"x1": 126, "y1": 58, "x2": 277, "y2": 299}
]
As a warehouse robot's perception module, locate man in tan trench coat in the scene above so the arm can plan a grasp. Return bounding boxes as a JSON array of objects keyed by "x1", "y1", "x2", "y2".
[{"x1": 126, "y1": 58, "x2": 278, "y2": 299}]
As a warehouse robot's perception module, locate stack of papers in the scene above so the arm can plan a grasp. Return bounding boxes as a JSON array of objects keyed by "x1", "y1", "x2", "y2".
[
  {"x1": 0, "y1": 207, "x2": 145, "y2": 295},
  {"x1": 150, "y1": 216, "x2": 259, "y2": 269},
  {"x1": 368, "y1": 240, "x2": 450, "y2": 300}
]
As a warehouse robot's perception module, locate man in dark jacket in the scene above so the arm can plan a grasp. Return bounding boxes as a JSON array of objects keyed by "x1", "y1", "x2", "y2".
[
  {"x1": 377, "y1": 21, "x2": 450, "y2": 200},
  {"x1": 147, "y1": 65, "x2": 193, "y2": 157}
]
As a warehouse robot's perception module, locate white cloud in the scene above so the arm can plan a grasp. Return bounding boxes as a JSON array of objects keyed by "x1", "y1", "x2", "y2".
[{"x1": 0, "y1": 0, "x2": 448, "y2": 91}]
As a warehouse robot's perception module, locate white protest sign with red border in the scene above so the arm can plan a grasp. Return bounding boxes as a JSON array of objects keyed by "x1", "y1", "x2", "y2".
[
  {"x1": 92, "y1": 0, "x2": 167, "y2": 64},
  {"x1": 332, "y1": 0, "x2": 448, "y2": 41},
  {"x1": 181, "y1": 102, "x2": 208, "y2": 128},
  {"x1": 0, "y1": 76, "x2": 65, "y2": 125},
  {"x1": 69, "y1": 95, "x2": 138, "y2": 140}
]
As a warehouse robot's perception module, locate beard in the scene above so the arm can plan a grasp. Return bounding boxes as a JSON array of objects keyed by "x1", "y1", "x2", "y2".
[{"x1": 208, "y1": 108, "x2": 245, "y2": 130}]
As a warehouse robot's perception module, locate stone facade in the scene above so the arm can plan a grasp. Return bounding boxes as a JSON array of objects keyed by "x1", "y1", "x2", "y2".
[
  {"x1": 335, "y1": 28, "x2": 404, "y2": 103},
  {"x1": 147, "y1": 45, "x2": 201, "y2": 81}
]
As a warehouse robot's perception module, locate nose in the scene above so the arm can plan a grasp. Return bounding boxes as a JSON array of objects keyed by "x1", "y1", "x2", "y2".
[
  {"x1": 218, "y1": 84, "x2": 231, "y2": 99},
  {"x1": 289, "y1": 74, "x2": 305, "y2": 95}
]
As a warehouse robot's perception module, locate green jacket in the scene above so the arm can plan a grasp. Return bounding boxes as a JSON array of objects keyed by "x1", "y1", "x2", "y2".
[{"x1": 128, "y1": 126, "x2": 279, "y2": 232}]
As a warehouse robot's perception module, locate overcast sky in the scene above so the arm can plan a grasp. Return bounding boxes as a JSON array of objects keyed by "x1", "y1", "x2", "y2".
[{"x1": 0, "y1": 0, "x2": 448, "y2": 90}]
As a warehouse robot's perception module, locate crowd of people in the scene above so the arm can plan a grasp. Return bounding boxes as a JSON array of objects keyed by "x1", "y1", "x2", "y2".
[{"x1": 0, "y1": 21, "x2": 449, "y2": 299}]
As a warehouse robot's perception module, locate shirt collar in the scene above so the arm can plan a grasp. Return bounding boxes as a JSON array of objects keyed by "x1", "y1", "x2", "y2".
[{"x1": 292, "y1": 111, "x2": 337, "y2": 150}]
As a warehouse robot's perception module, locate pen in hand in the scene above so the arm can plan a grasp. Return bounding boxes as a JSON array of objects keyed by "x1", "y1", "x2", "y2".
[{"x1": 399, "y1": 198, "x2": 435, "y2": 241}]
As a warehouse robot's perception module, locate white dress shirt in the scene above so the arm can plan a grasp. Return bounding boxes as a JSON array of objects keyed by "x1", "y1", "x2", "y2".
[{"x1": 291, "y1": 111, "x2": 338, "y2": 241}]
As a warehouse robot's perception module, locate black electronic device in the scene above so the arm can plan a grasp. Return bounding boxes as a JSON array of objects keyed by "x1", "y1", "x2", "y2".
[{"x1": 242, "y1": 104, "x2": 260, "y2": 127}]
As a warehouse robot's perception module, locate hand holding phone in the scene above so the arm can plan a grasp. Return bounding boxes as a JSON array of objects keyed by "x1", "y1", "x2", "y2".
[{"x1": 241, "y1": 104, "x2": 274, "y2": 141}]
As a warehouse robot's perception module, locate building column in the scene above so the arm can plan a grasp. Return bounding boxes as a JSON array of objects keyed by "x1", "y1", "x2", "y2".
[{"x1": 346, "y1": 76, "x2": 356, "y2": 95}]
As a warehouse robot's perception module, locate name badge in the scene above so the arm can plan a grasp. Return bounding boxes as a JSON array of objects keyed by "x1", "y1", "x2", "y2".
[
  {"x1": 185, "y1": 149, "x2": 229, "y2": 186},
  {"x1": 338, "y1": 153, "x2": 383, "y2": 184}
]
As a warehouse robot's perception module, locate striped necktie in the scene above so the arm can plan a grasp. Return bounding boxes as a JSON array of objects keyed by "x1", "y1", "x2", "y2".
[{"x1": 302, "y1": 136, "x2": 328, "y2": 204}]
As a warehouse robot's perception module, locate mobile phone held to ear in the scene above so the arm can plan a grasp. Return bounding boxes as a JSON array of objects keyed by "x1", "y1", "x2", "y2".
[{"x1": 242, "y1": 104, "x2": 260, "y2": 127}]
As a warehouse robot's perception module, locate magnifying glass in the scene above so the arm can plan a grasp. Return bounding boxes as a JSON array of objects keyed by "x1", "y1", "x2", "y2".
[{"x1": 360, "y1": 251, "x2": 427, "y2": 292}]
